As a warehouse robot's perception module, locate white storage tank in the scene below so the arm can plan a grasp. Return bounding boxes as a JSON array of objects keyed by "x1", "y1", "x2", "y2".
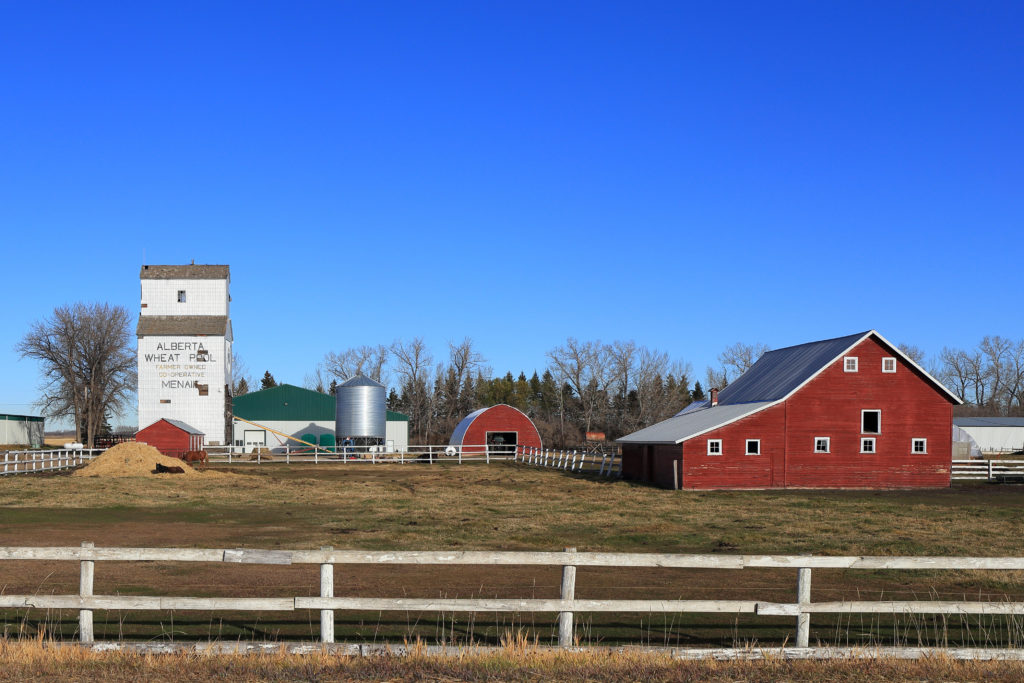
[{"x1": 335, "y1": 374, "x2": 386, "y2": 441}]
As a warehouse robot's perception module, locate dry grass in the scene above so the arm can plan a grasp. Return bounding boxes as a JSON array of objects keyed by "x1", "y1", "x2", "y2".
[
  {"x1": 0, "y1": 463, "x2": 1020, "y2": 557},
  {"x1": 2, "y1": 464, "x2": 1024, "y2": 647},
  {"x1": 3, "y1": 636, "x2": 1024, "y2": 682}
]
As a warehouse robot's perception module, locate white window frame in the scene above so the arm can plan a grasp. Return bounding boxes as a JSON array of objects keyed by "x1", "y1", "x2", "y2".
[
  {"x1": 844, "y1": 356, "x2": 859, "y2": 372},
  {"x1": 861, "y1": 437, "x2": 876, "y2": 454},
  {"x1": 912, "y1": 438, "x2": 927, "y2": 454},
  {"x1": 861, "y1": 409, "x2": 881, "y2": 434},
  {"x1": 707, "y1": 439, "x2": 722, "y2": 456},
  {"x1": 745, "y1": 439, "x2": 760, "y2": 455},
  {"x1": 177, "y1": 290, "x2": 187, "y2": 303},
  {"x1": 814, "y1": 436, "x2": 830, "y2": 453},
  {"x1": 882, "y1": 357, "x2": 897, "y2": 373}
]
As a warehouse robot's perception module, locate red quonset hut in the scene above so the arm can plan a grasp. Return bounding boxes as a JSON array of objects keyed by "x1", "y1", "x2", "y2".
[
  {"x1": 449, "y1": 404, "x2": 542, "y2": 455},
  {"x1": 618, "y1": 330, "x2": 963, "y2": 490},
  {"x1": 136, "y1": 418, "x2": 205, "y2": 458}
]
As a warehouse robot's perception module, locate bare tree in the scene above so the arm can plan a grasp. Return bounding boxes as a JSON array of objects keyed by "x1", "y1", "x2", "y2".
[
  {"x1": 718, "y1": 341, "x2": 769, "y2": 381},
  {"x1": 938, "y1": 346, "x2": 971, "y2": 403},
  {"x1": 231, "y1": 350, "x2": 254, "y2": 396},
  {"x1": 303, "y1": 363, "x2": 330, "y2": 393},
  {"x1": 323, "y1": 344, "x2": 390, "y2": 384},
  {"x1": 17, "y1": 303, "x2": 136, "y2": 448},
  {"x1": 391, "y1": 338, "x2": 434, "y2": 440},
  {"x1": 547, "y1": 338, "x2": 611, "y2": 434}
]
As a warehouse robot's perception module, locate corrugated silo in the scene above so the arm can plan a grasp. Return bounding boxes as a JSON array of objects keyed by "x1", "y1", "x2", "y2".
[{"x1": 335, "y1": 374, "x2": 386, "y2": 441}]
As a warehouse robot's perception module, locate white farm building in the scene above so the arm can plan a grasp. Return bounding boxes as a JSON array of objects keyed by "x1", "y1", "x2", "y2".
[
  {"x1": 232, "y1": 384, "x2": 409, "y2": 453},
  {"x1": 953, "y1": 417, "x2": 1024, "y2": 455},
  {"x1": 0, "y1": 414, "x2": 44, "y2": 448},
  {"x1": 137, "y1": 265, "x2": 233, "y2": 445}
]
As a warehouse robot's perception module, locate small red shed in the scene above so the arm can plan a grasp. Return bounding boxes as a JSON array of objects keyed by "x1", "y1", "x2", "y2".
[
  {"x1": 136, "y1": 418, "x2": 205, "y2": 458},
  {"x1": 449, "y1": 404, "x2": 542, "y2": 455},
  {"x1": 619, "y1": 330, "x2": 963, "y2": 489}
]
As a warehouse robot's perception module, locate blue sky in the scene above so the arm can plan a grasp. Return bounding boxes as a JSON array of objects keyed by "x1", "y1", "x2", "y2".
[{"x1": 1, "y1": 2, "x2": 1021, "y2": 423}]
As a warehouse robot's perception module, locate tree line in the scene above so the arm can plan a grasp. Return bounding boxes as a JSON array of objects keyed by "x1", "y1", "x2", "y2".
[
  {"x1": 18, "y1": 301, "x2": 1024, "y2": 448},
  {"x1": 265, "y1": 337, "x2": 695, "y2": 447}
]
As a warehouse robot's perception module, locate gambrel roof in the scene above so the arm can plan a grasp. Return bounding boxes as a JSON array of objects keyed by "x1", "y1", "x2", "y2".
[{"x1": 619, "y1": 330, "x2": 962, "y2": 445}]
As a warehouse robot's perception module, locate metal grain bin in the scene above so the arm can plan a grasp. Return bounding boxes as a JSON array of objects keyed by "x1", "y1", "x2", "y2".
[{"x1": 335, "y1": 374, "x2": 386, "y2": 440}]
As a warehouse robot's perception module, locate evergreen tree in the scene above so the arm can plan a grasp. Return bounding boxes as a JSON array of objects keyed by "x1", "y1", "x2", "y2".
[
  {"x1": 235, "y1": 377, "x2": 250, "y2": 396},
  {"x1": 692, "y1": 381, "x2": 705, "y2": 401},
  {"x1": 328, "y1": 379, "x2": 338, "y2": 395},
  {"x1": 260, "y1": 371, "x2": 278, "y2": 390}
]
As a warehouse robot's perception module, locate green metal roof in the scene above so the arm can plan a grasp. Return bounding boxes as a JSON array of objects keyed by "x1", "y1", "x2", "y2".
[
  {"x1": 232, "y1": 384, "x2": 409, "y2": 423},
  {"x1": 0, "y1": 414, "x2": 44, "y2": 423}
]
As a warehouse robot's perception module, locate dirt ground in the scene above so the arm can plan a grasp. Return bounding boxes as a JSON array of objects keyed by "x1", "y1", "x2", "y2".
[{"x1": 1, "y1": 463, "x2": 1023, "y2": 645}]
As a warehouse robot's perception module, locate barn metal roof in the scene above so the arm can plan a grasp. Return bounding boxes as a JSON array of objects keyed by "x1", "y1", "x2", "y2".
[
  {"x1": 162, "y1": 419, "x2": 204, "y2": 435},
  {"x1": 140, "y1": 265, "x2": 229, "y2": 280},
  {"x1": 620, "y1": 330, "x2": 963, "y2": 445},
  {"x1": 953, "y1": 417, "x2": 1024, "y2": 427},
  {"x1": 714, "y1": 332, "x2": 868, "y2": 405},
  {"x1": 137, "y1": 315, "x2": 229, "y2": 336},
  {"x1": 618, "y1": 402, "x2": 774, "y2": 444},
  {"x1": 449, "y1": 407, "x2": 487, "y2": 446}
]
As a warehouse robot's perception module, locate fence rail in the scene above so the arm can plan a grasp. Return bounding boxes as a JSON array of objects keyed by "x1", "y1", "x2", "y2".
[
  {"x1": 952, "y1": 459, "x2": 1024, "y2": 482},
  {"x1": 512, "y1": 446, "x2": 622, "y2": 477},
  {"x1": 5, "y1": 543, "x2": 1024, "y2": 649},
  {"x1": 0, "y1": 449, "x2": 102, "y2": 476}
]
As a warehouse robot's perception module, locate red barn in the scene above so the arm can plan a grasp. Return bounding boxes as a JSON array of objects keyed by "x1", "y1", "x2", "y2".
[
  {"x1": 136, "y1": 418, "x2": 205, "y2": 458},
  {"x1": 619, "y1": 331, "x2": 962, "y2": 489},
  {"x1": 449, "y1": 404, "x2": 542, "y2": 455}
]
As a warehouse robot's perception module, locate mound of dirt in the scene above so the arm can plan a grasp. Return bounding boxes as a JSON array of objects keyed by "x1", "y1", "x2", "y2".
[{"x1": 73, "y1": 442, "x2": 201, "y2": 478}]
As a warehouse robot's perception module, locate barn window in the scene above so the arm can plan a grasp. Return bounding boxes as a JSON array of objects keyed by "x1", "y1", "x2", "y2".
[
  {"x1": 745, "y1": 439, "x2": 760, "y2": 455},
  {"x1": 862, "y1": 410, "x2": 881, "y2": 434},
  {"x1": 177, "y1": 290, "x2": 187, "y2": 303},
  {"x1": 707, "y1": 439, "x2": 722, "y2": 455},
  {"x1": 160, "y1": 399, "x2": 171, "y2": 404},
  {"x1": 861, "y1": 437, "x2": 876, "y2": 453},
  {"x1": 844, "y1": 357, "x2": 858, "y2": 372},
  {"x1": 882, "y1": 357, "x2": 897, "y2": 373},
  {"x1": 912, "y1": 438, "x2": 927, "y2": 453},
  {"x1": 814, "y1": 437, "x2": 830, "y2": 453}
]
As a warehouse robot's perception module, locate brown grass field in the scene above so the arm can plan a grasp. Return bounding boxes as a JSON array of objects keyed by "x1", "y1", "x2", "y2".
[
  {"x1": 2, "y1": 462, "x2": 1024, "y2": 677},
  {"x1": 2, "y1": 636, "x2": 1024, "y2": 682}
]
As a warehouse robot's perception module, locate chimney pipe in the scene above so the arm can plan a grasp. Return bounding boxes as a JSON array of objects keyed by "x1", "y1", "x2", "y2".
[{"x1": 710, "y1": 388, "x2": 719, "y2": 407}]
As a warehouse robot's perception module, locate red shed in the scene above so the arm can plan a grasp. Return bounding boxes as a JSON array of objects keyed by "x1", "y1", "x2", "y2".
[
  {"x1": 136, "y1": 418, "x2": 205, "y2": 458},
  {"x1": 449, "y1": 404, "x2": 542, "y2": 455},
  {"x1": 619, "y1": 330, "x2": 963, "y2": 489}
]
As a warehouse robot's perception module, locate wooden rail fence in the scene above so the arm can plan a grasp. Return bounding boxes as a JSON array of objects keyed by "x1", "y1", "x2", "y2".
[
  {"x1": 4, "y1": 544, "x2": 1024, "y2": 649},
  {"x1": 952, "y1": 459, "x2": 1024, "y2": 482},
  {"x1": 513, "y1": 446, "x2": 622, "y2": 477},
  {"x1": 1, "y1": 449, "x2": 101, "y2": 476}
]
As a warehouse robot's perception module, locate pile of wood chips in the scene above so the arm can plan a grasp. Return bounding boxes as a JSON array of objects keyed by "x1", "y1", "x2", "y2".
[{"x1": 72, "y1": 442, "x2": 201, "y2": 477}]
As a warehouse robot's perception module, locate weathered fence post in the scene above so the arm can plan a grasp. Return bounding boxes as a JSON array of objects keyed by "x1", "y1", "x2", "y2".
[
  {"x1": 320, "y1": 546, "x2": 335, "y2": 643},
  {"x1": 988, "y1": 459, "x2": 994, "y2": 482},
  {"x1": 559, "y1": 547, "x2": 577, "y2": 647},
  {"x1": 796, "y1": 566, "x2": 811, "y2": 647},
  {"x1": 80, "y1": 541, "x2": 95, "y2": 643},
  {"x1": 673, "y1": 459, "x2": 680, "y2": 490}
]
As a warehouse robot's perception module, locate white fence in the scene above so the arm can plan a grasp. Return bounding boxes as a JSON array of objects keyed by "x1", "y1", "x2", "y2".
[
  {"x1": 952, "y1": 459, "x2": 1024, "y2": 482},
  {"x1": 5, "y1": 543, "x2": 1024, "y2": 652},
  {"x1": 513, "y1": 446, "x2": 622, "y2": 477},
  {"x1": 0, "y1": 449, "x2": 102, "y2": 476},
  {"x1": 204, "y1": 443, "x2": 520, "y2": 465}
]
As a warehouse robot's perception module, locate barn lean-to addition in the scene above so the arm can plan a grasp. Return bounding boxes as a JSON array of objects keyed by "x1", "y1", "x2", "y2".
[{"x1": 618, "y1": 330, "x2": 963, "y2": 489}]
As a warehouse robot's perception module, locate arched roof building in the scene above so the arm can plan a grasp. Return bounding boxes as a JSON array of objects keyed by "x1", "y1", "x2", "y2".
[{"x1": 449, "y1": 404, "x2": 542, "y2": 454}]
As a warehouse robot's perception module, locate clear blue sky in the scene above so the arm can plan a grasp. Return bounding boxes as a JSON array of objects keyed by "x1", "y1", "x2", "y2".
[{"x1": 2, "y1": 2, "x2": 1021, "y2": 424}]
